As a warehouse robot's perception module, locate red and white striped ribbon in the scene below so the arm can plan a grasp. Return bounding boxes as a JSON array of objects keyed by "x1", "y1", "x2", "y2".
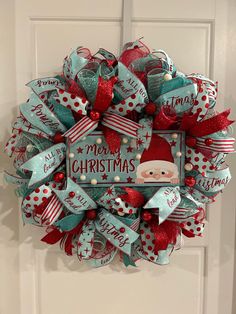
[
  {"x1": 196, "y1": 137, "x2": 235, "y2": 153},
  {"x1": 41, "y1": 194, "x2": 63, "y2": 225},
  {"x1": 102, "y1": 112, "x2": 141, "y2": 138},
  {"x1": 167, "y1": 208, "x2": 193, "y2": 222},
  {"x1": 63, "y1": 116, "x2": 98, "y2": 144},
  {"x1": 130, "y1": 216, "x2": 140, "y2": 232}
]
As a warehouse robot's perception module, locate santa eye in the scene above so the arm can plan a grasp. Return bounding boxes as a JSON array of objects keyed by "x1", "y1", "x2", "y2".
[
  {"x1": 149, "y1": 171, "x2": 154, "y2": 175},
  {"x1": 161, "y1": 171, "x2": 166, "y2": 175}
]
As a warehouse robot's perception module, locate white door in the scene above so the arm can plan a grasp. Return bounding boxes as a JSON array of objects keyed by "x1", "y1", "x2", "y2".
[{"x1": 1, "y1": 0, "x2": 235, "y2": 313}]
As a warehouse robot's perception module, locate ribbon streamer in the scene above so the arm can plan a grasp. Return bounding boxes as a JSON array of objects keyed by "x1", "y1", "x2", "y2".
[
  {"x1": 53, "y1": 178, "x2": 97, "y2": 214},
  {"x1": 144, "y1": 187, "x2": 181, "y2": 224},
  {"x1": 26, "y1": 77, "x2": 65, "y2": 95},
  {"x1": 95, "y1": 209, "x2": 139, "y2": 256},
  {"x1": 20, "y1": 143, "x2": 66, "y2": 186},
  {"x1": 20, "y1": 94, "x2": 67, "y2": 136}
]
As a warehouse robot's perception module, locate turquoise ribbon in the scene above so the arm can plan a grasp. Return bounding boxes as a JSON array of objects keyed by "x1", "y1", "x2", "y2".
[
  {"x1": 53, "y1": 178, "x2": 97, "y2": 214},
  {"x1": 26, "y1": 77, "x2": 65, "y2": 95},
  {"x1": 156, "y1": 83, "x2": 198, "y2": 113},
  {"x1": 144, "y1": 187, "x2": 181, "y2": 223},
  {"x1": 20, "y1": 143, "x2": 66, "y2": 186},
  {"x1": 55, "y1": 213, "x2": 84, "y2": 232},
  {"x1": 4, "y1": 171, "x2": 29, "y2": 186},
  {"x1": 95, "y1": 209, "x2": 139, "y2": 256},
  {"x1": 114, "y1": 62, "x2": 148, "y2": 104},
  {"x1": 49, "y1": 99, "x2": 75, "y2": 129},
  {"x1": 77, "y1": 221, "x2": 95, "y2": 259},
  {"x1": 195, "y1": 167, "x2": 231, "y2": 193},
  {"x1": 77, "y1": 67, "x2": 99, "y2": 103},
  {"x1": 63, "y1": 47, "x2": 89, "y2": 80},
  {"x1": 20, "y1": 93, "x2": 67, "y2": 136},
  {"x1": 87, "y1": 247, "x2": 117, "y2": 268}
]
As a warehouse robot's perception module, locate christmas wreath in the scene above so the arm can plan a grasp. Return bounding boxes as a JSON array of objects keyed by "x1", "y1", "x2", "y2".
[{"x1": 5, "y1": 39, "x2": 234, "y2": 267}]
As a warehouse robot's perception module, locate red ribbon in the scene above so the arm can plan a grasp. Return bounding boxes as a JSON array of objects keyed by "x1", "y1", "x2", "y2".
[
  {"x1": 93, "y1": 76, "x2": 117, "y2": 113},
  {"x1": 148, "y1": 218, "x2": 180, "y2": 253},
  {"x1": 119, "y1": 187, "x2": 145, "y2": 208},
  {"x1": 41, "y1": 222, "x2": 83, "y2": 255},
  {"x1": 153, "y1": 107, "x2": 177, "y2": 130},
  {"x1": 101, "y1": 125, "x2": 121, "y2": 154},
  {"x1": 119, "y1": 43, "x2": 149, "y2": 68},
  {"x1": 187, "y1": 109, "x2": 234, "y2": 137}
]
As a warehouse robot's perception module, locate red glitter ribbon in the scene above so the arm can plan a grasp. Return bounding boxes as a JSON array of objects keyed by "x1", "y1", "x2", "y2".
[
  {"x1": 93, "y1": 76, "x2": 117, "y2": 113},
  {"x1": 153, "y1": 107, "x2": 177, "y2": 130},
  {"x1": 187, "y1": 109, "x2": 234, "y2": 137}
]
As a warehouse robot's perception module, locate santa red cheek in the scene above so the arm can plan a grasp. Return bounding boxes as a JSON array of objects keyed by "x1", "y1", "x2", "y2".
[
  {"x1": 141, "y1": 171, "x2": 154, "y2": 178},
  {"x1": 164, "y1": 171, "x2": 174, "y2": 178}
]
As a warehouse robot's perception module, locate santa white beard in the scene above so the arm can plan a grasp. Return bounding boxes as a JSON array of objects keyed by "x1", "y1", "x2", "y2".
[{"x1": 135, "y1": 160, "x2": 179, "y2": 183}]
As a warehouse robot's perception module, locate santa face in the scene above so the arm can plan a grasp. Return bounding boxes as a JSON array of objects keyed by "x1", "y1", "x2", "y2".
[
  {"x1": 135, "y1": 160, "x2": 179, "y2": 184},
  {"x1": 141, "y1": 167, "x2": 174, "y2": 181}
]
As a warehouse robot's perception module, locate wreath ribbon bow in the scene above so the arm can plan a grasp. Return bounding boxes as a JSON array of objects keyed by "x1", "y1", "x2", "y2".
[{"x1": 41, "y1": 182, "x2": 141, "y2": 259}]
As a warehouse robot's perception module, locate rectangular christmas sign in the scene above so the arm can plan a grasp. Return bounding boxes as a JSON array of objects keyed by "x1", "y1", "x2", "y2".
[{"x1": 67, "y1": 131, "x2": 185, "y2": 187}]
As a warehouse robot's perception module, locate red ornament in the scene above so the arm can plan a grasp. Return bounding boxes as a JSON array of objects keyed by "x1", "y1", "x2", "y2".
[
  {"x1": 185, "y1": 176, "x2": 196, "y2": 187},
  {"x1": 119, "y1": 227, "x2": 125, "y2": 233},
  {"x1": 145, "y1": 103, "x2": 156, "y2": 115},
  {"x1": 69, "y1": 191, "x2": 75, "y2": 198},
  {"x1": 53, "y1": 172, "x2": 65, "y2": 183},
  {"x1": 53, "y1": 132, "x2": 65, "y2": 144},
  {"x1": 141, "y1": 210, "x2": 153, "y2": 222},
  {"x1": 186, "y1": 136, "x2": 197, "y2": 148},
  {"x1": 86, "y1": 209, "x2": 97, "y2": 220},
  {"x1": 205, "y1": 138, "x2": 213, "y2": 146},
  {"x1": 90, "y1": 110, "x2": 101, "y2": 121}
]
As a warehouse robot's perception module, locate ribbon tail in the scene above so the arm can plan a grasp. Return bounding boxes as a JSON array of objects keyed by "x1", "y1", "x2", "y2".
[
  {"x1": 101, "y1": 125, "x2": 121, "y2": 154},
  {"x1": 41, "y1": 228, "x2": 65, "y2": 245}
]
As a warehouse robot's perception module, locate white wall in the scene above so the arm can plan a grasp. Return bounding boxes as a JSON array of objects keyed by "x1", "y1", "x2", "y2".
[
  {"x1": 0, "y1": 1, "x2": 20, "y2": 313},
  {"x1": 225, "y1": 0, "x2": 236, "y2": 312}
]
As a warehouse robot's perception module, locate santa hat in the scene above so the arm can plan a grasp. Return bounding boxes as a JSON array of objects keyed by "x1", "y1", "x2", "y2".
[
  {"x1": 137, "y1": 134, "x2": 178, "y2": 181},
  {"x1": 140, "y1": 134, "x2": 174, "y2": 164}
]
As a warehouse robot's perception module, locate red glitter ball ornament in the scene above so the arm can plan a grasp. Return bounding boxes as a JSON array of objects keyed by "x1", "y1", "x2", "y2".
[
  {"x1": 186, "y1": 136, "x2": 197, "y2": 148},
  {"x1": 69, "y1": 191, "x2": 75, "y2": 198},
  {"x1": 145, "y1": 103, "x2": 156, "y2": 115},
  {"x1": 141, "y1": 210, "x2": 153, "y2": 222},
  {"x1": 86, "y1": 209, "x2": 97, "y2": 220},
  {"x1": 53, "y1": 172, "x2": 65, "y2": 183},
  {"x1": 205, "y1": 138, "x2": 213, "y2": 146},
  {"x1": 90, "y1": 110, "x2": 101, "y2": 121},
  {"x1": 53, "y1": 132, "x2": 65, "y2": 144},
  {"x1": 185, "y1": 176, "x2": 196, "y2": 187}
]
